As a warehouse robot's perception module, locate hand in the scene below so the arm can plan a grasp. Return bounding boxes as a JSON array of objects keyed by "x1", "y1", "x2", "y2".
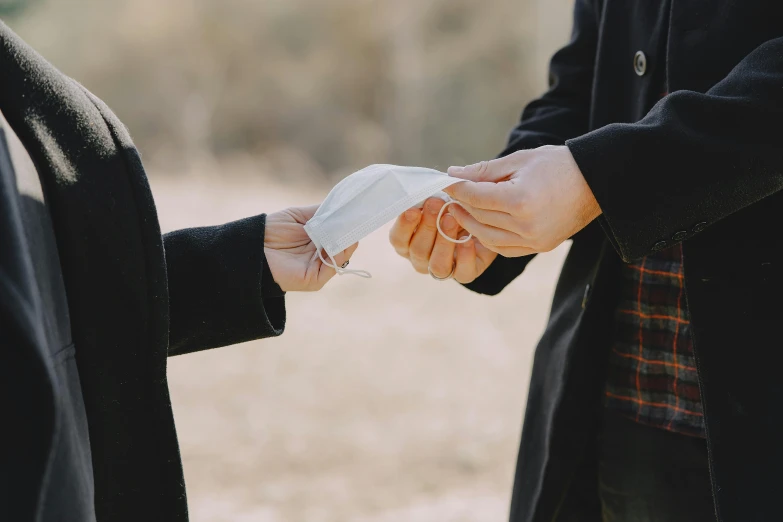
[
  {"x1": 443, "y1": 145, "x2": 601, "y2": 257},
  {"x1": 389, "y1": 197, "x2": 497, "y2": 284},
  {"x1": 264, "y1": 205, "x2": 358, "y2": 292}
]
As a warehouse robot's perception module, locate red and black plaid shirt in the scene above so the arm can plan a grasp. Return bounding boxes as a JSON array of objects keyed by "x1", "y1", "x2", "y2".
[{"x1": 604, "y1": 243, "x2": 705, "y2": 437}]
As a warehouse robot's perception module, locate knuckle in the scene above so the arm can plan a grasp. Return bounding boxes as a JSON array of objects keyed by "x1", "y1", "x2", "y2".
[
  {"x1": 441, "y1": 214, "x2": 458, "y2": 233},
  {"x1": 409, "y1": 254, "x2": 429, "y2": 267},
  {"x1": 418, "y1": 222, "x2": 436, "y2": 233},
  {"x1": 476, "y1": 160, "x2": 490, "y2": 180},
  {"x1": 409, "y1": 243, "x2": 432, "y2": 262},
  {"x1": 509, "y1": 150, "x2": 526, "y2": 161},
  {"x1": 454, "y1": 273, "x2": 477, "y2": 285},
  {"x1": 429, "y1": 258, "x2": 453, "y2": 276},
  {"x1": 389, "y1": 233, "x2": 406, "y2": 250},
  {"x1": 507, "y1": 150, "x2": 529, "y2": 168},
  {"x1": 416, "y1": 214, "x2": 437, "y2": 231},
  {"x1": 413, "y1": 264, "x2": 429, "y2": 275},
  {"x1": 388, "y1": 231, "x2": 401, "y2": 247},
  {"x1": 424, "y1": 198, "x2": 445, "y2": 214}
]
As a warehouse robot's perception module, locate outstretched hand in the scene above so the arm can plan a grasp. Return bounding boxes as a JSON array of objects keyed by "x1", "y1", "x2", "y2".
[
  {"x1": 389, "y1": 197, "x2": 497, "y2": 284},
  {"x1": 264, "y1": 205, "x2": 358, "y2": 292},
  {"x1": 443, "y1": 145, "x2": 601, "y2": 257}
]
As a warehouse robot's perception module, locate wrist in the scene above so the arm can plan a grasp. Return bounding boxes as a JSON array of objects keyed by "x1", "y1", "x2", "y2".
[
  {"x1": 262, "y1": 214, "x2": 278, "y2": 248},
  {"x1": 562, "y1": 147, "x2": 602, "y2": 224},
  {"x1": 261, "y1": 215, "x2": 286, "y2": 296},
  {"x1": 262, "y1": 247, "x2": 287, "y2": 296}
]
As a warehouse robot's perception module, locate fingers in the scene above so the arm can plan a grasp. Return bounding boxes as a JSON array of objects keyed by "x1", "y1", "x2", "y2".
[
  {"x1": 474, "y1": 240, "x2": 499, "y2": 272},
  {"x1": 327, "y1": 243, "x2": 359, "y2": 269},
  {"x1": 343, "y1": 242, "x2": 360, "y2": 260},
  {"x1": 457, "y1": 201, "x2": 519, "y2": 232},
  {"x1": 443, "y1": 181, "x2": 510, "y2": 212},
  {"x1": 428, "y1": 213, "x2": 459, "y2": 278},
  {"x1": 492, "y1": 245, "x2": 537, "y2": 257},
  {"x1": 449, "y1": 203, "x2": 524, "y2": 249},
  {"x1": 447, "y1": 153, "x2": 523, "y2": 183},
  {"x1": 389, "y1": 208, "x2": 422, "y2": 258},
  {"x1": 408, "y1": 198, "x2": 445, "y2": 274},
  {"x1": 291, "y1": 204, "x2": 321, "y2": 223},
  {"x1": 453, "y1": 238, "x2": 501, "y2": 284},
  {"x1": 453, "y1": 237, "x2": 478, "y2": 284},
  {"x1": 447, "y1": 160, "x2": 493, "y2": 181},
  {"x1": 316, "y1": 242, "x2": 359, "y2": 287}
]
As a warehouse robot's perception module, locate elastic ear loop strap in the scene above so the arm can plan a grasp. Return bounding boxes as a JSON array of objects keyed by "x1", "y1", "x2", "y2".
[
  {"x1": 436, "y1": 200, "x2": 473, "y2": 244},
  {"x1": 318, "y1": 248, "x2": 372, "y2": 278}
]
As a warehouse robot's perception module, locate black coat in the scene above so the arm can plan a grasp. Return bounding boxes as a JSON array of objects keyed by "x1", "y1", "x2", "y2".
[
  {"x1": 0, "y1": 21, "x2": 286, "y2": 522},
  {"x1": 466, "y1": 1, "x2": 783, "y2": 521}
]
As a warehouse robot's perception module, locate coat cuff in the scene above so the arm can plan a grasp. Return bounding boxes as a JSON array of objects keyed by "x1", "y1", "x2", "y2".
[
  {"x1": 462, "y1": 254, "x2": 534, "y2": 296},
  {"x1": 165, "y1": 213, "x2": 286, "y2": 355},
  {"x1": 566, "y1": 127, "x2": 696, "y2": 263}
]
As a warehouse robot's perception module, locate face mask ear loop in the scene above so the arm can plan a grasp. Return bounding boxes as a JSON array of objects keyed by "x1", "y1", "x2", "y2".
[
  {"x1": 437, "y1": 199, "x2": 473, "y2": 244},
  {"x1": 317, "y1": 247, "x2": 372, "y2": 279}
]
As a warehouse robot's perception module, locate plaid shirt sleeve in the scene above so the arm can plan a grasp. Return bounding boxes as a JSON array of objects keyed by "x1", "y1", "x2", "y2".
[{"x1": 604, "y1": 243, "x2": 705, "y2": 438}]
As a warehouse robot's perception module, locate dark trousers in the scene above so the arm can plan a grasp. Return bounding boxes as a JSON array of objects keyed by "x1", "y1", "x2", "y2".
[{"x1": 598, "y1": 411, "x2": 716, "y2": 522}]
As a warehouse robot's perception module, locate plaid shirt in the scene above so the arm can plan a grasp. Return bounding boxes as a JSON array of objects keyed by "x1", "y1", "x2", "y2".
[{"x1": 604, "y1": 243, "x2": 705, "y2": 438}]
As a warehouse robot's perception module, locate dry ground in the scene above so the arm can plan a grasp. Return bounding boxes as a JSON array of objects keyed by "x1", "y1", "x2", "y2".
[{"x1": 151, "y1": 172, "x2": 570, "y2": 522}]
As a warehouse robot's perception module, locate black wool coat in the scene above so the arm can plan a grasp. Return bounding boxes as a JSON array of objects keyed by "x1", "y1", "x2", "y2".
[
  {"x1": 0, "y1": 21, "x2": 285, "y2": 522},
  {"x1": 465, "y1": 1, "x2": 783, "y2": 521}
]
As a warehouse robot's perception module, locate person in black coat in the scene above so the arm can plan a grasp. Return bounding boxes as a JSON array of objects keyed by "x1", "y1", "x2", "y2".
[
  {"x1": 0, "y1": 21, "x2": 356, "y2": 522},
  {"x1": 390, "y1": 1, "x2": 783, "y2": 521}
]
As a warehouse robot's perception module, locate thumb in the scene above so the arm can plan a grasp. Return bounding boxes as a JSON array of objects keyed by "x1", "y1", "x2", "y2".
[{"x1": 447, "y1": 157, "x2": 513, "y2": 183}]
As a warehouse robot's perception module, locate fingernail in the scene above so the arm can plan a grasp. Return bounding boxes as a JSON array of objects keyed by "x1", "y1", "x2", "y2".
[
  {"x1": 447, "y1": 166, "x2": 464, "y2": 175},
  {"x1": 442, "y1": 215, "x2": 456, "y2": 230},
  {"x1": 426, "y1": 200, "x2": 440, "y2": 215},
  {"x1": 404, "y1": 209, "x2": 418, "y2": 221}
]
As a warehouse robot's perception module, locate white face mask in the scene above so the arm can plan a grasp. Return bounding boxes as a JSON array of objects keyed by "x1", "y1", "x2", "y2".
[{"x1": 304, "y1": 164, "x2": 471, "y2": 278}]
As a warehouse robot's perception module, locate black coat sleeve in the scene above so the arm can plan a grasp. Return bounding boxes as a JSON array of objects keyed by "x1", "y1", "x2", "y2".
[
  {"x1": 464, "y1": 0, "x2": 599, "y2": 296},
  {"x1": 164, "y1": 213, "x2": 286, "y2": 356},
  {"x1": 568, "y1": 37, "x2": 783, "y2": 263}
]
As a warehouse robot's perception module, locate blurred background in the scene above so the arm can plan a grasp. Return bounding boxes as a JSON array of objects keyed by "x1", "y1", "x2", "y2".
[{"x1": 4, "y1": 1, "x2": 574, "y2": 520}]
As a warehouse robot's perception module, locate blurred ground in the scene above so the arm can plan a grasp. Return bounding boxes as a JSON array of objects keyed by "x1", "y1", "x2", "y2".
[{"x1": 153, "y1": 173, "x2": 570, "y2": 522}]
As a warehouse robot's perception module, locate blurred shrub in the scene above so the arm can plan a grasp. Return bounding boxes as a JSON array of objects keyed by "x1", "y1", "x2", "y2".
[
  {"x1": 1, "y1": 0, "x2": 33, "y2": 16},
  {"x1": 7, "y1": 0, "x2": 571, "y2": 183}
]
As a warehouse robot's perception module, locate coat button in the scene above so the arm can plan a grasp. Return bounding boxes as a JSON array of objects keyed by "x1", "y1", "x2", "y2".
[
  {"x1": 653, "y1": 240, "x2": 667, "y2": 251},
  {"x1": 672, "y1": 231, "x2": 688, "y2": 241},
  {"x1": 633, "y1": 51, "x2": 647, "y2": 76},
  {"x1": 693, "y1": 221, "x2": 708, "y2": 233}
]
